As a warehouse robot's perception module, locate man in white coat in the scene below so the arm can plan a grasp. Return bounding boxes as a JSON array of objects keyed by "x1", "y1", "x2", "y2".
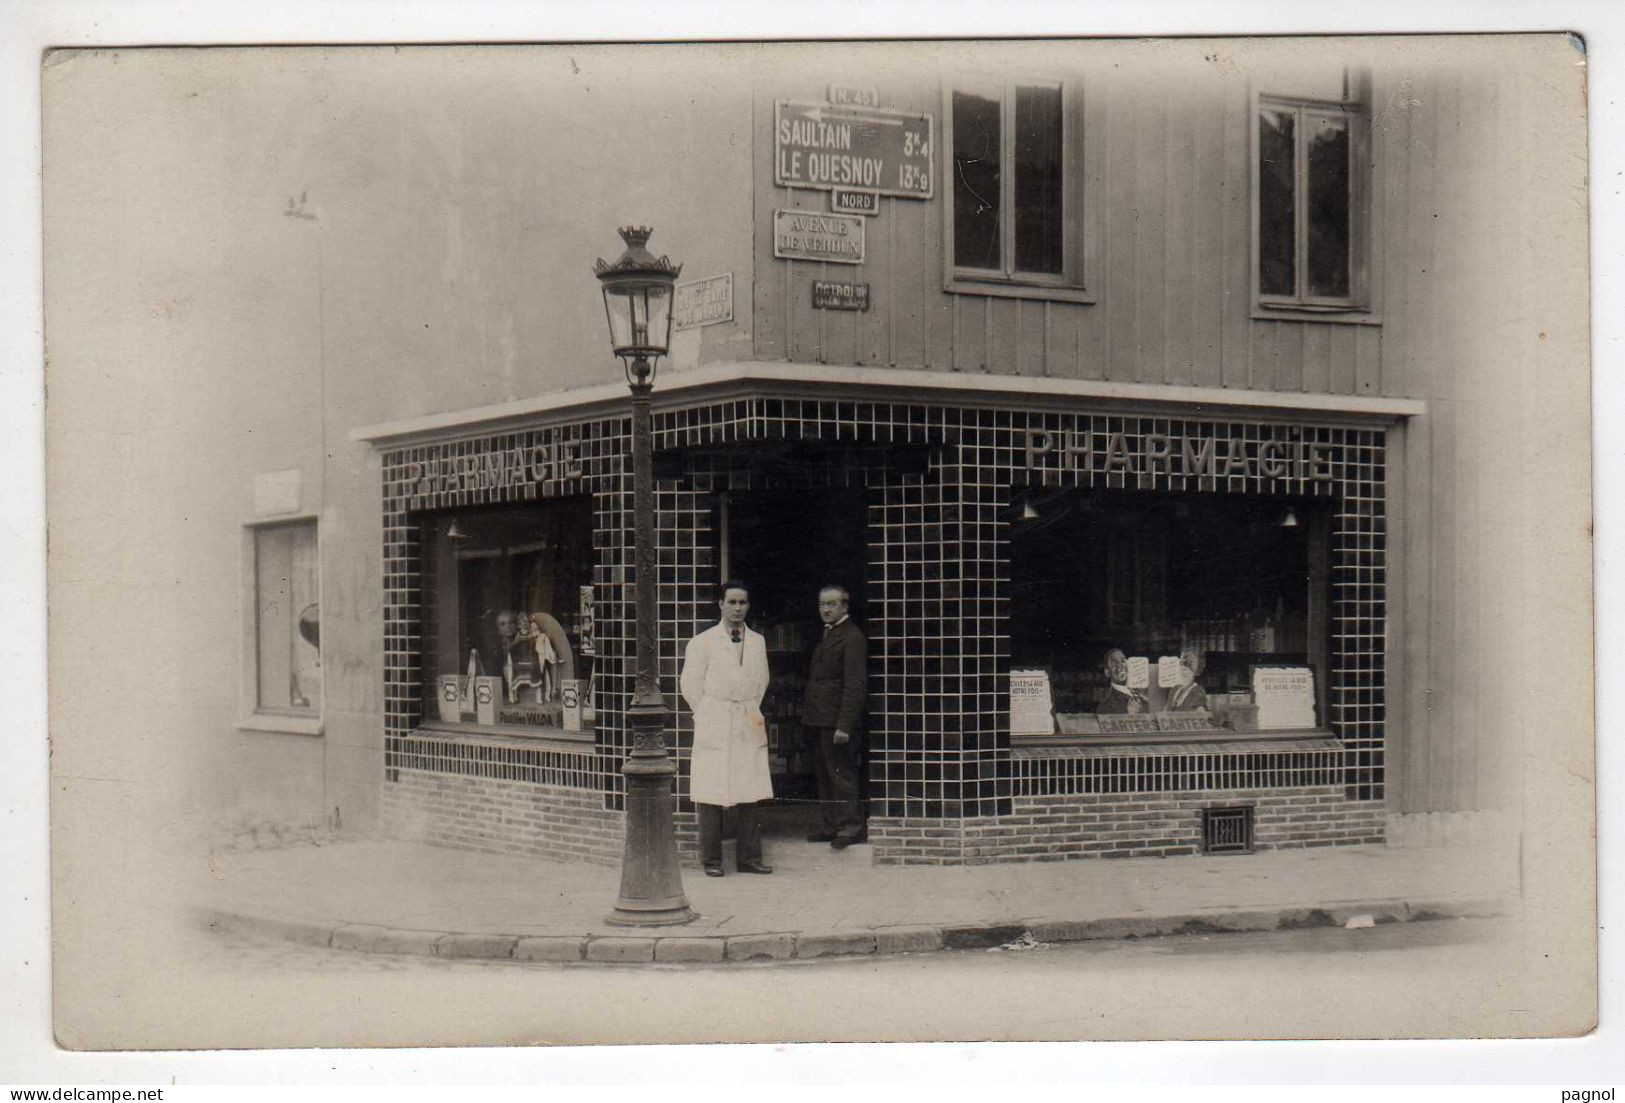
[{"x1": 680, "y1": 580, "x2": 774, "y2": 877}]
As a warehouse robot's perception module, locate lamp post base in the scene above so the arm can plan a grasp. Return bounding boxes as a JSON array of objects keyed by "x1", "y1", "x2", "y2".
[
  {"x1": 605, "y1": 904, "x2": 697, "y2": 928},
  {"x1": 605, "y1": 730, "x2": 694, "y2": 928}
]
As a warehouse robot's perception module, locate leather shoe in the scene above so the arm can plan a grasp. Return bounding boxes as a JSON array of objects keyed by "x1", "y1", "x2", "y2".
[
  {"x1": 831, "y1": 833, "x2": 866, "y2": 850},
  {"x1": 703, "y1": 863, "x2": 724, "y2": 877},
  {"x1": 737, "y1": 861, "x2": 774, "y2": 875},
  {"x1": 805, "y1": 832, "x2": 837, "y2": 843}
]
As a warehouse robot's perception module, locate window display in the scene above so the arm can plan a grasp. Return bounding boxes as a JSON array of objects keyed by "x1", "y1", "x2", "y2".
[
  {"x1": 419, "y1": 498, "x2": 595, "y2": 737},
  {"x1": 1009, "y1": 488, "x2": 1331, "y2": 738}
]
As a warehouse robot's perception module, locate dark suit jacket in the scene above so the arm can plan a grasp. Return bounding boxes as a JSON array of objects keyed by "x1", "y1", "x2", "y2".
[{"x1": 800, "y1": 618, "x2": 868, "y2": 734}]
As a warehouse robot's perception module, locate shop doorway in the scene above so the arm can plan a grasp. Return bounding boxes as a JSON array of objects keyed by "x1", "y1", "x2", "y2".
[{"x1": 720, "y1": 486, "x2": 870, "y2": 834}]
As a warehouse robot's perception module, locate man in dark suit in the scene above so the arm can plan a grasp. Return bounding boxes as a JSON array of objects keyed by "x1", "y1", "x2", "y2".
[{"x1": 800, "y1": 584, "x2": 869, "y2": 848}]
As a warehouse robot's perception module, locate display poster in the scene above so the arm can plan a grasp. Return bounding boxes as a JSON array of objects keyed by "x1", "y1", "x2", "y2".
[
  {"x1": 1253, "y1": 666, "x2": 1318, "y2": 730},
  {"x1": 578, "y1": 585, "x2": 595, "y2": 656},
  {"x1": 436, "y1": 676, "x2": 462, "y2": 723},
  {"x1": 473, "y1": 676, "x2": 502, "y2": 726},
  {"x1": 1156, "y1": 655, "x2": 1183, "y2": 687},
  {"x1": 561, "y1": 679, "x2": 582, "y2": 732},
  {"x1": 1126, "y1": 656, "x2": 1151, "y2": 690},
  {"x1": 1009, "y1": 669, "x2": 1056, "y2": 736}
]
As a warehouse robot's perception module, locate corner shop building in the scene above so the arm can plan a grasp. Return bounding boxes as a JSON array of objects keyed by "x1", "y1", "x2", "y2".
[
  {"x1": 361, "y1": 364, "x2": 1403, "y2": 864},
  {"x1": 43, "y1": 41, "x2": 1586, "y2": 877}
]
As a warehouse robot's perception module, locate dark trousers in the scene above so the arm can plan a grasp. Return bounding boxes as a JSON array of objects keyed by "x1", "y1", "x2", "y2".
[
  {"x1": 809, "y1": 727, "x2": 865, "y2": 838},
  {"x1": 697, "y1": 802, "x2": 763, "y2": 867}
]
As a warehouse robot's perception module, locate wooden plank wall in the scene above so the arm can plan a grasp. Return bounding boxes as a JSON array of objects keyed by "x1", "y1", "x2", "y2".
[
  {"x1": 750, "y1": 68, "x2": 1410, "y2": 395},
  {"x1": 747, "y1": 61, "x2": 1558, "y2": 817}
]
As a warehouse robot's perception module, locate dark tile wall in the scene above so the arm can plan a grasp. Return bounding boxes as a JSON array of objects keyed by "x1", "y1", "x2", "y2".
[{"x1": 379, "y1": 392, "x2": 1387, "y2": 825}]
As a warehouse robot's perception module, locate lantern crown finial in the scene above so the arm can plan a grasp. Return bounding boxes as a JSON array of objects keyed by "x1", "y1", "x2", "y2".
[{"x1": 593, "y1": 225, "x2": 681, "y2": 279}]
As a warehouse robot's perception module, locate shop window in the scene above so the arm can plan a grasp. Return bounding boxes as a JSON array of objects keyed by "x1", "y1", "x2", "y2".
[
  {"x1": 241, "y1": 518, "x2": 321, "y2": 732},
  {"x1": 1008, "y1": 488, "x2": 1331, "y2": 737},
  {"x1": 1255, "y1": 75, "x2": 1371, "y2": 315},
  {"x1": 946, "y1": 77, "x2": 1086, "y2": 298},
  {"x1": 419, "y1": 499, "x2": 596, "y2": 740}
]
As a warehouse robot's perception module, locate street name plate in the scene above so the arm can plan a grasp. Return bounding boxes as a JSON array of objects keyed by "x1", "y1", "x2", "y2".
[
  {"x1": 827, "y1": 84, "x2": 880, "y2": 108},
  {"x1": 812, "y1": 281, "x2": 870, "y2": 311},
  {"x1": 830, "y1": 188, "x2": 880, "y2": 216},
  {"x1": 775, "y1": 100, "x2": 933, "y2": 198},
  {"x1": 773, "y1": 209, "x2": 865, "y2": 265},
  {"x1": 673, "y1": 273, "x2": 733, "y2": 330}
]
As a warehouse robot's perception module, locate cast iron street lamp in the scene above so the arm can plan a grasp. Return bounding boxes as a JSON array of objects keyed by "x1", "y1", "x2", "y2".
[{"x1": 595, "y1": 226, "x2": 694, "y2": 927}]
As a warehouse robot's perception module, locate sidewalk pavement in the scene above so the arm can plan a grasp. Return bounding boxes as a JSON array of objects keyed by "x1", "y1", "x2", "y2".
[{"x1": 195, "y1": 832, "x2": 1520, "y2": 965}]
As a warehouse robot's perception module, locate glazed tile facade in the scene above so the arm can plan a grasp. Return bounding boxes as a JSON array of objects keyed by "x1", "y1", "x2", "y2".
[{"x1": 379, "y1": 390, "x2": 1387, "y2": 861}]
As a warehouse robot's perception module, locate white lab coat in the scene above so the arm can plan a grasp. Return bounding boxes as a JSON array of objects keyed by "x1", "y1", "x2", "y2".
[{"x1": 680, "y1": 622, "x2": 773, "y2": 807}]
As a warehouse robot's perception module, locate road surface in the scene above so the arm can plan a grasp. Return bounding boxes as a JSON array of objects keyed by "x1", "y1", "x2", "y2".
[{"x1": 55, "y1": 912, "x2": 1555, "y2": 1048}]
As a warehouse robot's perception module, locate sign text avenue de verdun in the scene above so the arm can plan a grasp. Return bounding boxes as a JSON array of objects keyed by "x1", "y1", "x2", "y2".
[
  {"x1": 1025, "y1": 429, "x2": 1335, "y2": 481},
  {"x1": 775, "y1": 100, "x2": 933, "y2": 199}
]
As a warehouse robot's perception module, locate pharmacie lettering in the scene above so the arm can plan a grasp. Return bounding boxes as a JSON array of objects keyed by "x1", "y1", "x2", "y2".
[
  {"x1": 1023, "y1": 429, "x2": 1333, "y2": 482},
  {"x1": 404, "y1": 439, "x2": 584, "y2": 497}
]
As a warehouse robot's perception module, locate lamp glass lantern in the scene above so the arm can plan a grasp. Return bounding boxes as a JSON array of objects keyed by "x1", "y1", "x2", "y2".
[{"x1": 594, "y1": 226, "x2": 683, "y2": 384}]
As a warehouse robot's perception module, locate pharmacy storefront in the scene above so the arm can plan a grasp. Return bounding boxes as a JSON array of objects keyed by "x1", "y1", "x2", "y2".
[{"x1": 363, "y1": 369, "x2": 1393, "y2": 866}]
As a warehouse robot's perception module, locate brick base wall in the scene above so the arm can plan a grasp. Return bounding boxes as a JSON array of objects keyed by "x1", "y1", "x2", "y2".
[
  {"x1": 382, "y1": 769, "x2": 626, "y2": 866},
  {"x1": 383, "y1": 769, "x2": 725, "y2": 868},
  {"x1": 383, "y1": 771, "x2": 1384, "y2": 868},
  {"x1": 870, "y1": 787, "x2": 1385, "y2": 865}
]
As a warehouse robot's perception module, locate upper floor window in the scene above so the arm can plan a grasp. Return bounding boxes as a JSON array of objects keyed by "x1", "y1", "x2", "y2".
[
  {"x1": 948, "y1": 78, "x2": 1075, "y2": 290},
  {"x1": 1255, "y1": 73, "x2": 1371, "y2": 313}
]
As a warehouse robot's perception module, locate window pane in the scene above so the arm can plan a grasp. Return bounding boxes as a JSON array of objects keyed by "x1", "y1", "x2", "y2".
[
  {"x1": 953, "y1": 89, "x2": 1002, "y2": 270},
  {"x1": 1306, "y1": 114, "x2": 1351, "y2": 298},
  {"x1": 1014, "y1": 84, "x2": 1064, "y2": 275},
  {"x1": 422, "y1": 499, "x2": 596, "y2": 734},
  {"x1": 1008, "y1": 489, "x2": 1325, "y2": 727},
  {"x1": 1258, "y1": 108, "x2": 1296, "y2": 297},
  {"x1": 256, "y1": 522, "x2": 319, "y2": 713}
]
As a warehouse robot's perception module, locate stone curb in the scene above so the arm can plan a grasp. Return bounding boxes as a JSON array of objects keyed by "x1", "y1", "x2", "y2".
[{"x1": 197, "y1": 895, "x2": 1505, "y2": 967}]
